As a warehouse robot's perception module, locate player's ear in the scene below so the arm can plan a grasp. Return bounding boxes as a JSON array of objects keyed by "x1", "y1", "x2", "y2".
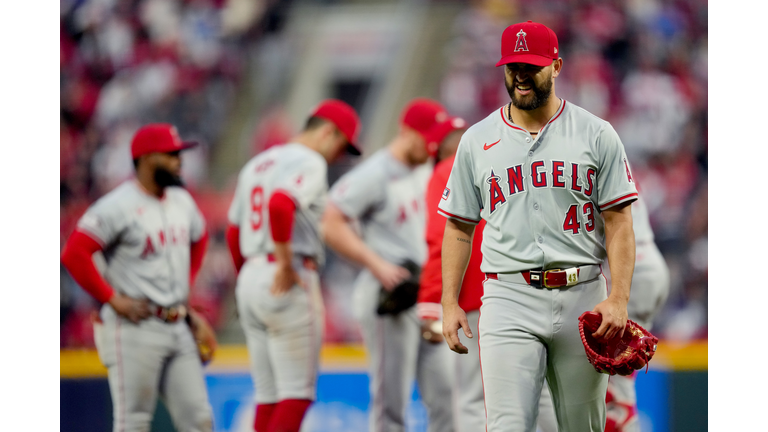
[{"x1": 552, "y1": 58, "x2": 563, "y2": 78}]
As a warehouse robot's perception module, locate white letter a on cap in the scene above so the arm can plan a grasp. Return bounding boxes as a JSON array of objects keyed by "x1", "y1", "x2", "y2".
[{"x1": 515, "y1": 30, "x2": 529, "y2": 52}]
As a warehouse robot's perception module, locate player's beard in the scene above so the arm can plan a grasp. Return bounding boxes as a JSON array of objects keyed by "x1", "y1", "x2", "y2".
[
  {"x1": 506, "y1": 72, "x2": 553, "y2": 111},
  {"x1": 154, "y1": 166, "x2": 184, "y2": 189}
]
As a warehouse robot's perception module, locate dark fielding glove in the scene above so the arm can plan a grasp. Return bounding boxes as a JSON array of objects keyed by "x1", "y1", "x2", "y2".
[
  {"x1": 376, "y1": 260, "x2": 421, "y2": 316},
  {"x1": 578, "y1": 311, "x2": 659, "y2": 376}
]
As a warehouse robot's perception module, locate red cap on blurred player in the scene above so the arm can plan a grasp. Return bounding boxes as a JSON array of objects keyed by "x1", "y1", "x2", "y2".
[
  {"x1": 400, "y1": 98, "x2": 448, "y2": 156},
  {"x1": 311, "y1": 99, "x2": 362, "y2": 156},
  {"x1": 431, "y1": 116, "x2": 467, "y2": 149},
  {"x1": 131, "y1": 123, "x2": 198, "y2": 159},
  {"x1": 496, "y1": 21, "x2": 559, "y2": 67}
]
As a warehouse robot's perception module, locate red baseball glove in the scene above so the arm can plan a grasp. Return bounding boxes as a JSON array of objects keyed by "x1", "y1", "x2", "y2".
[{"x1": 578, "y1": 311, "x2": 659, "y2": 376}]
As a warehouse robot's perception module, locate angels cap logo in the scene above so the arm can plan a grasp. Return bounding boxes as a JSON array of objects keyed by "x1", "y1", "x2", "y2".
[{"x1": 514, "y1": 29, "x2": 529, "y2": 52}]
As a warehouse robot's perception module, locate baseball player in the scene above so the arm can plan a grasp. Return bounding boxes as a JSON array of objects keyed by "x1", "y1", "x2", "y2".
[
  {"x1": 604, "y1": 193, "x2": 670, "y2": 432},
  {"x1": 439, "y1": 21, "x2": 638, "y2": 432},
  {"x1": 322, "y1": 98, "x2": 455, "y2": 432},
  {"x1": 225, "y1": 100, "x2": 361, "y2": 432},
  {"x1": 417, "y1": 117, "x2": 559, "y2": 432},
  {"x1": 60, "y1": 124, "x2": 214, "y2": 432}
]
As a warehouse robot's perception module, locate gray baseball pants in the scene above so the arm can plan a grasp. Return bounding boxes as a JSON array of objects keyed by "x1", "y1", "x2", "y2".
[
  {"x1": 353, "y1": 269, "x2": 455, "y2": 432},
  {"x1": 235, "y1": 256, "x2": 324, "y2": 403},
  {"x1": 479, "y1": 275, "x2": 609, "y2": 432},
  {"x1": 95, "y1": 305, "x2": 213, "y2": 432}
]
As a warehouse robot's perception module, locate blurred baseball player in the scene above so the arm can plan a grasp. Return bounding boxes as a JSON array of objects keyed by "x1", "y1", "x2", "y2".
[
  {"x1": 60, "y1": 124, "x2": 214, "y2": 432},
  {"x1": 439, "y1": 21, "x2": 638, "y2": 432},
  {"x1": 604, "y1": 193, "x2": 670, "y2": 432},
  {"x1": 226, "y1": 100, "x2": 361, "y2": 432},
  {"x1": 417, "y1": 117, "x2": 559, "y2": 432},
  {"x1": 322, "y1": 98, "x2": 455, "y2": 432}
]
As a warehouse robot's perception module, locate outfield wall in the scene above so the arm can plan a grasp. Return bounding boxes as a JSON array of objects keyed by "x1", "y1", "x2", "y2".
[{"x1": 61, "y1": 342, "x2": 707, "y2": 432}]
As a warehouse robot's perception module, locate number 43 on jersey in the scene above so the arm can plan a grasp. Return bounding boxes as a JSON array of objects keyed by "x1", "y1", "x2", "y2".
[{"x1": 563, "y1": 203, "x2": 595, "y2": 235}]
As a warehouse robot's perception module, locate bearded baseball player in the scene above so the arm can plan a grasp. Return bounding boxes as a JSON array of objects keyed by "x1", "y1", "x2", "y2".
[
  {"x1": 418, "y1": 117, "x2": 559, "y2": 432},
  {"x1": 439, "y1": 21, "x2": 638, "y2": 432},
  {"x1": 60, "y1": 124, "x2": 214, "y2": 432},
  {"x1": 604, "y1": 193, "x2": 670, "y2": 432},
  {"x1": 226, "y1": 99, "x2": 361, "y2": 432},
  {"x1": 322, "y1": 98, "x2": 455, "y2": 432}
]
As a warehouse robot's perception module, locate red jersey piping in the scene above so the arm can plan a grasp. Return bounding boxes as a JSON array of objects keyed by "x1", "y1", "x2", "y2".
[
  {"x1": 437, "y1": 208, "x2": 480, "y2": 224},
  {"x1": 599, "y1": 193, "x2": 638, "y2": 210}
]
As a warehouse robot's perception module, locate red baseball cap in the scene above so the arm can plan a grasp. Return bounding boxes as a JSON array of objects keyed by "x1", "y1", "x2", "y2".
[
  {"x1": 429, "y1": 116, "x2": 467, "y2": 155},
  {"x1": 131, "y1": 123, "x2": 198, "y2": 159},
  {"x1": 311, "y1": 99, "x2": 362, "y2": 156},
  {"x1": 496, "y1": 21, "x2": 559, "y2": 67},
  {"x1": 400, "y1": 98, "x2": 449, "y2": 155}
]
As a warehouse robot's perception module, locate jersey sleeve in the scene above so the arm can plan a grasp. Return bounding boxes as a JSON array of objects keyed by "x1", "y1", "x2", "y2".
[
  {"x1": 595, "y1": 124, "x2": 638, "y2": 211},
  {"x1": 437, "y1": 138, "x2": 482, "y2": 225},
  {"x1": 189, "y1": 198, "x2": 206, "y2": 242},
  {"x1": 272, "y1": 155, "x2": 327, "y2": 210},
  {"x1": 227, "y1": 176, "x2": 245, "y2": 226},
  {"x1": 76, "y1": 196, "x2": 126, "y2": 247},
  {"x1": 329, "y1": 163, "x2": 386, "y2": 219}
]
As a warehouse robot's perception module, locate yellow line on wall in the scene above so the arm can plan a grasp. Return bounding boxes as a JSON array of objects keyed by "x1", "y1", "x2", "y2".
[{"x1": 61, "y1": 340, "x2": 706, "y2": 378}]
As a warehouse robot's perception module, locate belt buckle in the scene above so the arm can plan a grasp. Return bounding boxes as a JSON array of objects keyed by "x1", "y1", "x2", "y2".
[
  {"x1": 543, "y1": 269, "x2": 562, "y2": 289},
  {"x1": 166, "y1": 307, "x2": 179, "y2": 322}
]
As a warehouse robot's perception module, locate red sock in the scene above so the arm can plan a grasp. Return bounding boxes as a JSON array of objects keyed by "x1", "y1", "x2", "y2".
[
  {"x1": 267, "y1": 399, "x2": 313, "y2": 432},
  {"x1": 254, "y1": 403, "x2": 277, "y2": 431}
]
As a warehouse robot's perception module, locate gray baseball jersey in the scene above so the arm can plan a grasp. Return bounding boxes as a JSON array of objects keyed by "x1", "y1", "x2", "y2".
[
  {"x1": 329, "y1": 148, "x2": 430, "y2": 266},
  {"x1": 79, "y1": 179, "x2": 213, "y2": 432},
  {"x1": 440, "y1": 101, "x2": 637, "y2": 432},
  {"x1": 227, "y1": 142, "x2": 330, "y2": 406},
  {"x1": 605, "y1": 194, "x2": 670, "y2": 432},
  {"x1": 228, "y1": 143, "x2": 328, "y2": 263},
  {"x1": 630, "y1": 192, "x2": 654, "y2": 244},
  {"x1": 329, "y1": 148, "x2": 454, "y2": 432},
  {"x1": 77, "y1": 180, "x2": 206, "y2": 307},
  {"x1": 438, "y1": 101, "x2": 638, "y2": 271}
]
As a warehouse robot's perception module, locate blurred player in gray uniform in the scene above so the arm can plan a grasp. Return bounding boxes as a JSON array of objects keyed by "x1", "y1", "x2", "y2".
[
  {"x1": 61, "y1": 124, "x2": 214, "y2": 432},
  {"x1": 226, "y1": 100, "x2": 361, "y2": 432},
  {"x1": 439, "y1": 21, "x2": 638, "y2": 432},
  {"x1": 322, "y1": 98, "x2": 455, "y2": 432},
  {"x1": 604, "y1": 194, "x2": 670, "y2": 432}
]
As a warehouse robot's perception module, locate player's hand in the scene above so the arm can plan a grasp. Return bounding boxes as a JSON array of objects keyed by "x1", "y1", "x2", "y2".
[
  {"x1": 442, "y1": 302, "x2": 472, "y2": 354},
  {"x1": 420, "y1": 319, "x2": 444, "y2": 344},
  {"x1": 108, "y1": 293, "x2": 151, "y2": 324},
  {"x1": 370, "y1": 257, "x2": 410, "y2": 291},
  {"x1": 271, "y1": 263, "x2": 304, "y2": 297},
  {"x1": 591, "y1": 297, "x2": 628, "y2": 341}
]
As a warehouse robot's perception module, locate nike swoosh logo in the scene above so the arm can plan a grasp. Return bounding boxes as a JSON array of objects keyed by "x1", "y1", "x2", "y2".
[{"x1": 483, "y1": 139, "x2": 501, "y2": 150}]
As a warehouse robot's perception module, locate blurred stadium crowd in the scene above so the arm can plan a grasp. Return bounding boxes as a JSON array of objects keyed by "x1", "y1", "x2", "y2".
[{"x1": 61, "y1": 0, "x2": 707, "y2": 347}]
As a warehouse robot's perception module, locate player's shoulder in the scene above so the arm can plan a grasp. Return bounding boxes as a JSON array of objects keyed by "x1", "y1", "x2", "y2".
[
  {"x1": 85, "y1": 181, "x2": 140, "y2": 217},
  {"x1": 284, "y1": 143, "x2": 327, "y2": 168},
  {"x1": 560, "y1": 100, "x2": 613, "y2": 134},
  {"x1": 164, "y1": 186, "x2": 197, "y2": 206},
  {"x1": 458, "y1": 108, "x2": 507, "y2": 151},
  {"x1": 347, "y1": 148, "x2": 391, "y2": 177}
]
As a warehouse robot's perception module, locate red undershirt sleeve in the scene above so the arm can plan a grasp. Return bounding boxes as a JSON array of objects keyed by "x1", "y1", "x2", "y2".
[
  {"x1": 268, "y1": 191, "x2": 297, "y2": 242},
  {"x1": 225, "y1": 224, "x2": 245, "y2": 273},
  {"x1": 190, "y1": 230, "x2": 209, "y2": 286},
  {"x1": 60, "y1": 230, "x2": 115, "y2": 304}
]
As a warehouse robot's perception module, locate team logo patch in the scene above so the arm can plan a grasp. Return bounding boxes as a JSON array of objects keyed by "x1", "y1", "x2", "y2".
[
  {"x1": 442, "y1": 187, "x2": 450, "y2": 200},
  {"x1": 486, "y1": 170, "x2": 507, "y2": 213},
  {"x1": 623, "y1": 158, "x2": 634, "y2": 183},
  {"x1": 514, "y1": 29, "x2": 529, "y2": 52}
]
